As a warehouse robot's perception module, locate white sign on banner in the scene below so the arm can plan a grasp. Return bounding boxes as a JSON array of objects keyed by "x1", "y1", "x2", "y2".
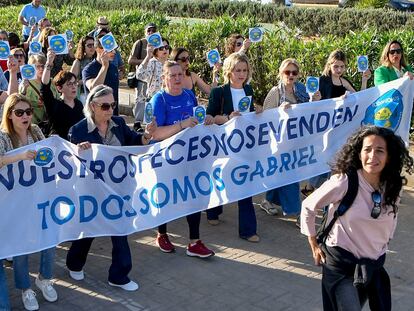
[{"x1": 0, "y1": 78, "x2": 413, "y2": 258}]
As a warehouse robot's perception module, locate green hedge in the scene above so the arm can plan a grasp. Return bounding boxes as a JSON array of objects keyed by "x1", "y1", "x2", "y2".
[
  {"x1": 37, "y1": 0, "x2": 414, "y2": 36},
  {"x1": 1, "y1": 5, "x2": 414, "y2": 104}
]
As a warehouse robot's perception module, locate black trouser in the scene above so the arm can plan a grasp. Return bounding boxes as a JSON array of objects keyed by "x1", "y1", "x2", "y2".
[
  {"x1": 322, "y1": 246, "x2": 391, "y2": 311},
  {"x1": 66, "y1": 236, "x2": 132, "y2": 285},
  {"x1": 158, "y1": 211, "x2": 201, "y2": 240}
]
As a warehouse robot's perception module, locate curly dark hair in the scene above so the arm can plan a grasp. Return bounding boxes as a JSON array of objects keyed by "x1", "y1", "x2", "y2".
[{"x1": 330, "y1": 126, "x2": 413, "y2": 213}]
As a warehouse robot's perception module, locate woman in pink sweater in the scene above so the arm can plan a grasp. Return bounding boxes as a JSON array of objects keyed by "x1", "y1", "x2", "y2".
[{"x1": 301, "y1": 126, "x2": 413, "y2": 311}]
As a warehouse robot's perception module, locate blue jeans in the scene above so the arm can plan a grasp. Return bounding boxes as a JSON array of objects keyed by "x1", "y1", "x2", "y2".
[
  {"x1": 266, "y1": 182, "x2": 301, "y2": 216},
  {"x1": 207, "y1": 197, "x2": 257, "y2": 238},
  {"x1": 13, "y1": 247, "x2": 55, "y2": 290},
  {"x1": 0, "y1": 260, "x2": 10, "y2": 311}
]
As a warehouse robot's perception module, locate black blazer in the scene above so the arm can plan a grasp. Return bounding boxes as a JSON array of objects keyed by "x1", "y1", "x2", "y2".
[{"x1": 207, "y1": 83, "x2": 254, "y2": 117}]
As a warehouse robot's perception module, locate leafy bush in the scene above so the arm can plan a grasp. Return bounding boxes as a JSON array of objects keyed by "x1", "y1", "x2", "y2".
[{"x1": 1, "y1": 5, "x2": 413, "y2": 104}]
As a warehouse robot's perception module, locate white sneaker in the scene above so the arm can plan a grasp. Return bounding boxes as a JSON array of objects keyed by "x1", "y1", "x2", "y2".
[
  {"x1": 260, "y1": 199, "x2": 281, "y2": 216},
  {"x1": 35, "y1": 277, "x2": 58, "y2": 302},
  {"x1": 22, "y1": 289, "x2": 39, "y2": 311},
  {"x1": 68, "y1": 269, "x2": 84, "y2": 281},
  {"x1": 108, "y1": 280, "x2": 139, "y2": 291}
]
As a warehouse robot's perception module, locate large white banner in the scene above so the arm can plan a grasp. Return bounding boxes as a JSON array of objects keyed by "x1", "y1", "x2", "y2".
[{"x1": 1, "y1": 78, "x2": 413, "y2": 258}]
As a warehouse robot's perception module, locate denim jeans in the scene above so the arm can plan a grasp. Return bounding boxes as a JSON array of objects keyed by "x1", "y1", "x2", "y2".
[
  {"x1": 66, "y1": 236, "x2": 132, "y2": 285},
  {"x1": 265, "y1": 182, "x2": 301, "y2": 216},
  {"x1": 207, "y1": 197, "x2": 257, "y2": 238},
  {"x1": 0, "y1": 260, "x2": 11, "y2": 311},
  {"x1": 13, "y1": 247, "x2": 55, "y2": 290}
]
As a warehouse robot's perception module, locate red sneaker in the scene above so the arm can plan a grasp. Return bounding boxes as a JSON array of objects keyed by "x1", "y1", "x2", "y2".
[
  {"x1": 156, "y1": 234, "x2": 175, "y2": 253},
  {"x1": 186, "y1": 240, "x2": 215, "y2": 258}
]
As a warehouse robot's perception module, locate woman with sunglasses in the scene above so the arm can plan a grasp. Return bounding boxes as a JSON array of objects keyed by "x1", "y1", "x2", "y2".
[
  {"x1": 374, "y1": 40, "x2": 414, "y2": 86},
  {"x1": 0, "y1": 94, "x2": 58, "y2": 311},
  {"x1": 149, "y1": 61, "x2": 215, "y2": 257},
  {"x1": 301, "y1": 126, "x2": 413, "y2": 311},
  {"x1": 206, "y1": 53, "x2": 261, "y2": 242},
  {"x1": 70, "y1": 35, "x2": 96, "y2": 103},
  {"x1": 224, "y1": 34, "x2": 251, "y2": 57},
  {"x1": 19, "y1": 54, "x2": 59, "y2": 127},
  {"x1": 171, "y1": 47, "x2": 219, "y2": 96},
  {"x1": 4, "y1": 48, "x2": 25, "y2": 84},
  {"x1": 66, "y1": 84, "x2": 154, "y2": 291},
  {"x1": 136, "y1": 38, "x2": 170, "y2": 101},
  {"x1": 40, "y1": 49, "x2": 84, "y2": 138},
  {"x1": 260, "y1": 58, "x2": 320, "y2": 217}
]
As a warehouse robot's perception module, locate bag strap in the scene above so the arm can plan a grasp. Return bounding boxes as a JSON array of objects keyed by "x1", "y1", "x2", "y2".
[
  {"x1": 219, "y1": 85, "x2": 225, "y2": 115},
  {"x1": 317, "y1": 170, "x2": 359, "y2": 245},
  {"x1": 28, "y1": 81, "x2": 43, "y2": 101}
]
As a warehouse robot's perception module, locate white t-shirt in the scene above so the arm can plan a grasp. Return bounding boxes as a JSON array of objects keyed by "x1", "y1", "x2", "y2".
[{"x1": 230, "y1": 87, "x2": 250, "y2": 114}]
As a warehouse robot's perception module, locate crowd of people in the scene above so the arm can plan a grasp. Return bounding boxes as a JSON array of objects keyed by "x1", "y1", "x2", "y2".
[{"x1": 1, "y1": 0, "x2": 414, "y2": 310}]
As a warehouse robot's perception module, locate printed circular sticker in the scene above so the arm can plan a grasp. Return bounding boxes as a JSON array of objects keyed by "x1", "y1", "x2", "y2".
[
  {"x1": 49, "y1": 35, "x2": 66, "y2": 54},
  {"x1": 207, "y1": 50, "x2": 220, "y2": 64},
  {"x1": 101, "y1": 34, "x2": 115, "y2": 51},
  {"x1": 29, "y1": 16, "x2": 37, "y2": 27},
  {"x1": 34, "y1": 147, "x2": 54, "y2": 167},
  {"x1": 66, "y1": 30, "x2": 74, "y2": 42},
  {"x1": 29, "y1": 41, "x2": 42, "y2": 54},
  {"x1": 144, "y1": 102, "x2": 153, "y2": 123},
  {"x1": 306, "y1": 77, "x2": 319, "y2": 93},
  {"x1": 194, "y1": 106, "x2": 206, "y2": 123},
  {"x1": 357, "y1": 56, "x2": 368, "y2": 72},
  {"x1": 238, "y1": 96, "x2": 251, "y2": 112},
  {"x1": 249, "y1": 27, "x2": 263, "y2": 42},
  {"x1": 147, "y1": 33, "x2": 161, "y2": 48},
  {"x1": 0, "y1": 41, "x2": 10, "y2": 59},
  {"x1": 21, "y1": 65, "x2": 36, "y2": 80}
]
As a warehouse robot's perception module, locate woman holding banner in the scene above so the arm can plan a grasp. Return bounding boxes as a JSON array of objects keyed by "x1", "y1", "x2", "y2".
[
  {"x1": 261, "y1": 58, "x2": 320, "y2": 217},
  {"x1": 148, "y1": 61, "x2": 215, "y2": 257},
  {"x1": 301, "y1": 126, "x2": 413, "y2": 311},
  {"x1": 374, "y1": 40, "x2": 413, "y2": 86},
  {"x1": 206, "y1": 53, "x2": 261, "y2": 242},
  {"x1": 0, "y1": 94, "x2": 57, "y2": 311},
  {"x1": 66, "y1": 84, "x2": 154, "y2": 292}
]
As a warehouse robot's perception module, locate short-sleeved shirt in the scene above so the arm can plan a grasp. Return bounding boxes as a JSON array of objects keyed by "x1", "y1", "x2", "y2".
[
  {"x1": 82, "y1": 59, "x2": 119, "y2": 115},
  {"x1": 152, "y1": 89, "x2": 197, "y2": 126},
  {"x1": 19, "y1": 3, "x2": 46, "y2": 36},
  {"x1": 110, "y1": 51, "x2": 124, "y2": 69}
]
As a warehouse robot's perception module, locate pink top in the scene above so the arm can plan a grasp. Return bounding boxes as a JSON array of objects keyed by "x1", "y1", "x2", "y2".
[{"x1": 301, "y1": 170, "x2": 397, "y2": 260}]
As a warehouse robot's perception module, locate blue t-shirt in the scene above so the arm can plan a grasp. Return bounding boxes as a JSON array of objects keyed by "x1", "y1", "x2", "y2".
[
  {"x1": 82, "y1": 59, "x2": 119, "y2": 115},
  {"x1": 19, "y1": 3, "x2": 46, "y2": 36},
  {"x1": 151, "y1": 89, "x2": 197, "y2": 126}
]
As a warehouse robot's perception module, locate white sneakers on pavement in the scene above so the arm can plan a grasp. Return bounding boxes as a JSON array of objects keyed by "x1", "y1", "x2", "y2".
[
  {"x1": 108, "y1": 280, "x2": 139, "y2": 291},
  {"x1": 22, "y1": 289, "x2": 39, "y2": 311},
  {"x1": 68, "y1": 269, "x2": 85, "y2": 281},
  {"x1": 35, "y1": 277, "x2": 58, "y2": 302}
]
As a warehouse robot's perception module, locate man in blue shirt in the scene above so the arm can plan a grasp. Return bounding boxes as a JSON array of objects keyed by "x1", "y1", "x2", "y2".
[
  {"x1": 18, "y1": 0, "x2": 46, "y2": 41},
  {"x1": 82, "y1": 32, "x2": 119, "y2": 115}
]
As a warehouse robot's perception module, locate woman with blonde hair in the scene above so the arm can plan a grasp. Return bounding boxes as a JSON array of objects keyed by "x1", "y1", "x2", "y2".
[
  {"x1": 374, "y1": 40, "x2": 413, "y2": 86},
  {"x1": 0, "y1": 94, "x2": 57, "y2": 311},
  {"x1": 206, "y1": 53, "x2": 261, "y2": 242},
  {"x1": 261, "y1": 58, "x2": 320, "y2": 217}
]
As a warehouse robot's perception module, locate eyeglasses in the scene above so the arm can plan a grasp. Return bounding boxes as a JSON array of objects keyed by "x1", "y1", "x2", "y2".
[
  {"x1": 235, "y1": 42, "x2": 243, "y2": 47},
  {"x1": 158, "y1": 45, "x2": 169, "y2": 51},
  {"x1": 146, "y1": 27, "x2": 156, "y2": 33},
  {"x1": 389, "y1": 49, "x2": 402, "y2": 55},
  {"x1": 13, "y1": 54, "x2": 25, "y2": 59},
  {"x1": 371, "y1": 190, "x2": 382, "y2": 219},
  {"x1": 13, "y1": 108, "x2": 33, "y2": 117},
  {"x1": 283, "y1": 70, "x2": 298, "y2": 76},
  {"x1": 177, "y1": 56, "x2": 190, "y2": 63},
  {"x1": 66, "y1": 81, "x2": 78, "y2": 87},
  {"x1": 85, "y1": 43, "x2": 94, "y2": 48},
  {"x1": 94, "y1": 101, "x2": 116, "y2": 111}
]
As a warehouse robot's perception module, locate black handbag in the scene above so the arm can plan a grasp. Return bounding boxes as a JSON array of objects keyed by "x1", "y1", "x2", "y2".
[{"x1": 127, "y1": 72, "x2": 138, "y2": 88}]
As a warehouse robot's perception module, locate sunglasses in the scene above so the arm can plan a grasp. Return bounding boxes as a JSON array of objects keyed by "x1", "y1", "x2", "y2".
[
  {"x1": 85, "y1": 43, "x2": 94, "y2": 48},
  {"x1": 94, "y1": 101, "x2": 116, "y2": 111},
  {"x1": 235, "y1": 42, "x2": 243, "y2": 47},
  {"x1": 283, "y1": 70, "x2": 298, "y2": 76},
  {"x1": 371, "y1": 190, "x2": 382, "y2": 219},
  {"x1": 158, "y1": 45, "x2": 170, "y2": 51},
  {"x1": 389, "y1": 49, "x2": 402, "y2": 55},
  {"x1": 146, "y1": 27, "x2": 156, "y2": 32},
  {"x1": 13, "y1": 54, "x2": 25, "y2": 59},
  {"x1": 13, "y1": 108, "x2": 33, "y2": 117},
  {"x1": 177, "y1": 56, "x2": 190, "y2": 62}
]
